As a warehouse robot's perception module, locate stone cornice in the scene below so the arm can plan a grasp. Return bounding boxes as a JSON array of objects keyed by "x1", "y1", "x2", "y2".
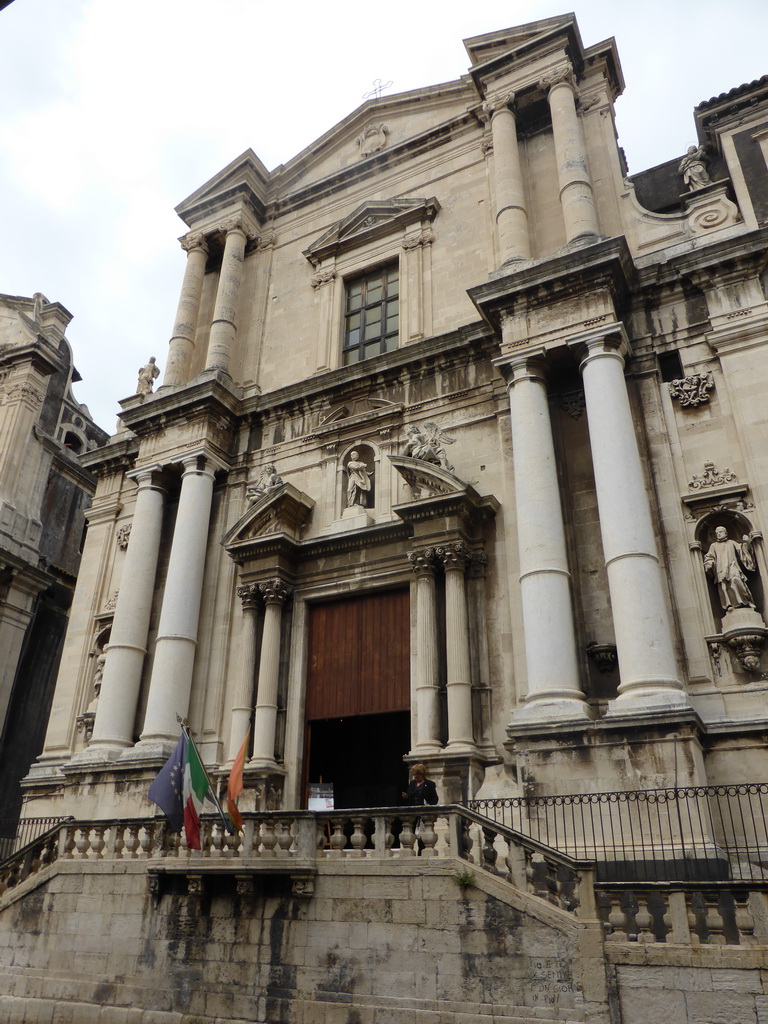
[
  {"x1": 116, "y1": 370, "x2": 242, "y2": 438},
  {"x1": 79, "y1": 435, "x2": 139, "y2": 477},
  {"x1": 303, "y1": 197, "x2": 440, "y2": 267}
]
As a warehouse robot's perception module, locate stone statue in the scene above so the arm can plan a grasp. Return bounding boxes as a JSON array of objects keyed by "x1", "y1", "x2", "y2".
[
  {"x1": 246, "y1": 464, "x2": 284, "y2": 505},
  {"x1": 679, "y1": 145, "x2": 712, "y2": 191},
  {"x1": 703, "y1": 526, "x2": 757, "y2": 613},
  {"x1": 345, "y1": 451, "x2": 373, "y2": 507},
  {"x1": 137, "y1": 357, "x2": 160, "y2": 395},
  {"x1": 403, "y1": 422, "x2": 456, "y2": 474}
]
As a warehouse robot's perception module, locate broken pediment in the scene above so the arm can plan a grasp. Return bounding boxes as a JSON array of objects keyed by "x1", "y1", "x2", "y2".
[
  {"x1": 304, "y1": 198, "x2": 440, "y2": 266},
  {"x1": 464, "y1": 15, "x2": 578, "y2": 68},
  {"x1": 175, "y1": 149, "x2": 270, "y2": 230},
  {"x1": 390, "y1": 455, "x2": 499, "y2": 530},
  {"x1": 222, "y1": 483, "x2": 314, "y2": 563}
]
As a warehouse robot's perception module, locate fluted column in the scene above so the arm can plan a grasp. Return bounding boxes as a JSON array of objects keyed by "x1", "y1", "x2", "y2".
[
  {"x1": 205, "y1": 217, "x2": 249, "y2": 375},
  {"x1": 438, "y1": 542, "x2": 476, "y2": 751},
  {"x1": 227, "y1": 584, "x2": 260, "y2": 762},
  {"x1": 135, "y1": 454, "x2": 217, "y2": 751},
  {"x1": 163, "y1": 232, "x2": 209, "y2": 388},
  {"x1": 86, "y1": 467, "x2": 166, "y2": 757},
  {"x1": 540, "y1": 64, "x2": 598, "y2": 242},
  {"x1": 500, "y1": 351, "x2": 589, "y2": 723},
  {"x1": 409, "y1": 548, "x2": 442, "y2": 754},
  {"x1": 573, "y1": 331, "x2": 689, "y2": 711},
  {"x1": 250, "y1": 578, "x2": 292, "y2": 768},
  {"x1": 485, "y1": 91, "x2": 531, "y2": 264}
]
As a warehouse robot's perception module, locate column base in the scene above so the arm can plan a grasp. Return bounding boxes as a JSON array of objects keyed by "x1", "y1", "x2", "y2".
[
  {"x1": 606, "y1": 681, "x2": 692, "y2": 718},
  {"x1": 121, "y1": 738, "x2": 178, "y2": 762},
  {"x1": 68, "y1": 743, "x2": 128, "y2": 766},
  {"x1": 508, "y1": 695, "x2": 592, "y2": 732}
]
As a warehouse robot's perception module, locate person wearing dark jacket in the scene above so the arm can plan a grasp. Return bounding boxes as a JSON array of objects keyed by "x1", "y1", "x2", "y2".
[{"x1": 402, "y1": 763, "x2": 438, "y2": 806}]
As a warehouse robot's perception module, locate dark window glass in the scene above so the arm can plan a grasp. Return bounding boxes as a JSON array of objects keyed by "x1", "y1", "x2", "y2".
[{"x1": 343, "y1": 263, "x2": 399, "y2": 365}]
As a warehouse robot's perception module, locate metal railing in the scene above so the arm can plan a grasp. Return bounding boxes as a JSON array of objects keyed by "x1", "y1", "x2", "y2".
[
  {"x1": 0, "y1": 817, "x2": 70, "y2": 863},
  {"x1": 469, "y1": 784, "x2": 768, "y2": 882}
]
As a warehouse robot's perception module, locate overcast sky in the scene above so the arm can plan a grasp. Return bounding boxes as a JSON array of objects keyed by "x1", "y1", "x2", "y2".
[{"x1": 1, "y1": 0, "x2": 766, "y2": 431}]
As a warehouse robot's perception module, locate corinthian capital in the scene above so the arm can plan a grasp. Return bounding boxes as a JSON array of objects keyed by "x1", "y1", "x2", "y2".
[
  {"x1": 408, "y1": 547, "x2": 437, "y2": 577},
  {"x1": 180, "y1": 231, "x2": 209, "y2": 254},
  {"x1": 258, "y1": 578, "x2": 293, "y2": 605},
  {"x1": 436, "y1": 541, "x2": 470, "y2": 572},
  {"x1": 539, "y1": 62, "x2": 575, "y2": 93},
  {"x1": 237, "y1": 582, "x2": 261, "y2": 610}
]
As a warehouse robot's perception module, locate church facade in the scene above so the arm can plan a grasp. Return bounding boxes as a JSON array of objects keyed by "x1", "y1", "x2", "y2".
[{"x1": 4, "y1": 15, "x2": 768, "y2": 1024}]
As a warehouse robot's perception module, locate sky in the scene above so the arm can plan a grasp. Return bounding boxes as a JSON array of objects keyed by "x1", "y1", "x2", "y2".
[{"x1": 1, "y1": 0, "x2": 767, "y2": 431}]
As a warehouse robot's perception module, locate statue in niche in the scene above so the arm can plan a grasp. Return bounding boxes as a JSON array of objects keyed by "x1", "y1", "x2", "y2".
[
  {"x1": 403, "y1": 422, "x2": 456, "y2": 474},
  {"x1": 704, "y1": 526, "x2": 757, "y2": 613},
  {"x1": 679, "y1": 145, "x2": 712, "y2": 191},
  {"x1": 246, "y1": 464, "x2": 284, "y2": 505},
  {"x1": 345, "y1": 450, "x2": 373, "y2": 507},
  {"x1": 136, "y1": 356, "x2": 160, "y2": 395}
]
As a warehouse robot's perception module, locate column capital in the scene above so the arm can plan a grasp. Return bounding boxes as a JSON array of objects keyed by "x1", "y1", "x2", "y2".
[
  {"x1": 258, "y1": 578, "x2": 293, "y2": 606},
  {"x1": 493, "y1": 348, "x2": 548, "y2": 386},
  {"x1": 539, "y1": 62, "x2": 575, "y2": 94},
  {"x1": 568, "y1": 323, "x2": 630, "y2": 370},
  {"x1": 179, "y1": 231, "x2": 209, "y2": 255},
  {"x1": 408, "y1": 547, "x2": 437, "y2": 577},
  {"x1": 237, "y1": 582, "x2": 261, "y2": 610},
  {"x1": 483, "y1": 91, "x2": 516, "y2": 120},
  {"x1": 219, "y1": 214, "x2": 254, "y2": 239},
  {"x1": 178, "y1": 449, "x2": 229, "y2": 476},
  {"x1": 468, "y1": 551, "x2": 488, "y2": 579},
  {"x1": 436, "y1": 541, "x2": 471, "y2": 572},
  {"x1": 126, "y1": 463, "x2": 166, "y2": 489}
]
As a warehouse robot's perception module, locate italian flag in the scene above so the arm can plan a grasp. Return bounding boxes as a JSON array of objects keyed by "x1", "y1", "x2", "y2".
[{"x1": 183, "y1": 737, "x2": 209, "y2": 850}]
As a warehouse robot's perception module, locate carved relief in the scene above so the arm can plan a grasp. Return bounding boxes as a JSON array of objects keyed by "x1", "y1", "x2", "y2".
[
  {"x1": 116, "y1": 524, "x2": 132, "y2": 550},
  {"x1": 258, "y1": 578, "x2": 293, "y2": 605},
  {"x1": 725, "y1": 633, "x2": 765, "y2": 674},
  {"x1": 402, "y1": 229, "x2": 434, "y2": 250},
  {"x1": 408, "y1": 547, "x2": 437, "y2": 576},
  {"x1": 436, "y1": 541, "x2": 470, "y2": 572},
  {"x1": 310, "y1": 269, "x2": 336, "y2": 290},
  {"x1": 538, "y1": 62, "x2": 575, "y2": 92},
  {"x1": 104, "y1": 591, "x2": 118, "y2": 612},
  {"x1": 668, "y1": 372, "x2": 714, "y2": 407},
  {"x1": 560, "y1": 392, "x2": 585, "y2": 420},
  {"x1": 246, "y1": 465, "x2": 284, "y2": 505},
  {"x1": 688, "y1": 461, "x2": 737, "y2": 490},
  {"x1": 180, "y1": 231, "x2": 209, "y2": 254},
  {"x1": 586, "y1": 642, "x2": 618, "y2": 674},
  {"x1": 356, "y1": 124, "x2": 389, "y2": 158}
]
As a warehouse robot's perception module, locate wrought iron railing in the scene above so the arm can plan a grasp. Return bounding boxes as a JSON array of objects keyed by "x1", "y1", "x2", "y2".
[
  {"x1": 469, "y1": 784, "x2": 768, "y2": 882},
  {"x1": 0, "y1": 816, "x2": 70, "y2": 862}
]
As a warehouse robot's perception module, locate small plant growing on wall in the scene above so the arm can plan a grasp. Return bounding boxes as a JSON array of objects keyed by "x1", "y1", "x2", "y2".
[{"x1": 451, "y1": 867, "x2": 476, "y2": 890}]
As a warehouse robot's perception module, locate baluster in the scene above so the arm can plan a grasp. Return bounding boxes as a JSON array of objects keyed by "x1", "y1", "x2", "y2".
[
  {"x1": 112, "y1": 824, "x2": 125, "y2": 860},
  {"x1": 242, "y1": 819, "x2": 256, "y2": 856},
  {"x1": 316, "y1": 820, "x2": 328, "y2": 856},
  {"x1": 91, "y1": 825, "x2": 107, "y2": 860},
  {"x1": 261, "y1": 818, "x2": 278, "y2": 857},
  {"x1": 605, "y1": 894, "x2": 629, "y2": 941},
  {"x1": 635, "y1": 895, "x2": 654, "y2": 942},
  {"x1": 123, "y1": 824, "x2": 140, "y2": 859},
  {"x1": 481, "y1": 827, "x2": 499, "y2": 874},
  {"x1": 433, "y1": 814, "x2": 450, "y2": 858},
  {"x1": 506, "y1": 841, "x2": 526, "y2": 889},
  {"x1": 398, "y1": 819, "x2": 417, "y2": 857},
  {"x1": 75, "y1": 827, "x2": 91, "y2": 859},
  {"x1": 703, "y1": 892, "x2": 727, "y2": 944},
  {"x1": 418, "y1": 814, "x2": 438, "y2": 858},
  {"x1": 349, "y1": 817, "x2": 367, "y2": 857},
  {"x1": 733, "y1": 894, "x2": 756, "y2": 945},
  {"x1": 687, "y1": 891, "x2": 707, "y2": 944},
  {"x1": 328, "y1": 818, "x2": 347, "y2": 856},
  {"x1": 276, "y1": 818, "x2": 294, "y2": 856},
  {"x1": 138, "y1": 825, "x2": 153, "y2": 859},
  {"x1": 251, "y1": 820, "x2": 264, "y2": 856},
  {"x1": 62, "y1": 825, "x2": 77, "y2": 860},
  {"x1": 462, "y1": 820, "x2": 474, "y2": 863}
]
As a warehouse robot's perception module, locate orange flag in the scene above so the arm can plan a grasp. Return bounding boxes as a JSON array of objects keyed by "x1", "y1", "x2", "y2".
[{"x1": 227, "y1": 728, "x2": 249, "y2": 831}]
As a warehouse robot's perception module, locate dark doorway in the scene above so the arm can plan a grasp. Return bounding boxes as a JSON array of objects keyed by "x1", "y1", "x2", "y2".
[{"x1": 306, "y1": 710, "x2": 410, "y2": 809}]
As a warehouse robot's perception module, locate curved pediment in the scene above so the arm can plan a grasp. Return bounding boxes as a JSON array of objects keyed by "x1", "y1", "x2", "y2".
[
  {"x1": 221, "y1": 483, "x2": 314, "y2": 562},
  {"x1": 388, "y1": 454, "x2": 466, "y2": 499}
]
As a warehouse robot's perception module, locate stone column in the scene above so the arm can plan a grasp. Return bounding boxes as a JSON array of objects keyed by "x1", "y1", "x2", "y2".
[
  {"x1": 540, "y1": 64, "x2": 598, "y2": 242},
  {"x1": 205, "y1": 217, "x2": 249, "y2": 375},
  {"x1": 250, "y1": 578, "x2": 292, "y2": 768},
  {"x1": 227, "y1": 583, "x2": 260, "y2": 763},
  {"x1": 163, "y1": 232, "x2": 209, "y2": 388},
  {"x1": 408, "y1": 548, "x2": 442, "y2": 754},
  {"x1": 485, "y1": 91, "x2": 531, "y2": 264},
  {"x1": 573, "y1": 330, "x2": 689, "y2": 711},
  {"x1": 499, "y1": 351, "x2": 589, "y2": 723},
  {"x1": 135, "y1": 455, "x2": 217, "y2": 751},
  {"x1": 86, "y1": 467, "x2": 166, "y2": 758},
  {"x1": 438, "y1": 542, "x2": 476, "y2": 751}
]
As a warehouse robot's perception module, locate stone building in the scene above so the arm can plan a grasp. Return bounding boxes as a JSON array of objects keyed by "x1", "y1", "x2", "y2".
[
  {"x1": 0, "y1": 292, "x2": 107, "y2": 827},
  {"x1": 4, "y1": 15, "x2": 768, "y2": 1024}
]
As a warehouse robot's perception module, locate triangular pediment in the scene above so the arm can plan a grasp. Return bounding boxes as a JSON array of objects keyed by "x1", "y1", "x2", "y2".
[
  {"x1": 175, "y1": 149, "x2": 270, "y2": 230},
  {"x1": 464, "y1": 15, "x2": 577, "y2": 68},
  {"x1": 304, "y1": 197, "x2": 439, "y2": 266},
  {"x1": 222, "y1": 483, "x2": 314, "y2": 563}
]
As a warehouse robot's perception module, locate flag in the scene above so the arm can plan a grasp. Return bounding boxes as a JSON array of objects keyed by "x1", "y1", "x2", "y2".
[
  {"x1": 227, "y1": 729, "x2": 249, "y2": 831},
  {"x1": 183, "y1": 734, "x2": 210, "y2": 850},
  {"x1": 148, "y1": 733, "x2": 186, "y2": 831}
]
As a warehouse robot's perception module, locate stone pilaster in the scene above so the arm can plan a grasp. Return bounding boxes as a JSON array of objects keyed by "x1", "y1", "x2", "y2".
[
  {"x1": 163, "y1": 232, "x2": 209, "y2": 388},
  {"x1": 498, "y1": 350, "x2": 589, "y2": 725},
  {"x1": 227, "y1": 583, "x2": 260, "y2": 763},
  {"x1": 408, "y1": 548, "x2": 442, "y2": 754},
  {"x1": 437, "y1": 542, "x2": 476, "y2": 752},
  {"x1": 205, "y1": 217, "x2": 250, "y2": 375},
  {"x1": 85, "y1": 467, "x2": 166, "y2": 759},
  {"x1": 573, "y1": 329, "x2": 689, "y2": 712},
  {"x1": 250, "y1": 578, "x2": 292, "y2": 768},
  {"x1": 540, "y1": 64, "x2": 598, "y2": 242},
  {"x1": 485, "y1": 91, "x2": 531, "y2": 264}
]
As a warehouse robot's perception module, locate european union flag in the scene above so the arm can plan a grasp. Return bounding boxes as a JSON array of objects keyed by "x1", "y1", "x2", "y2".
[{"x1": 148, "y1": 732, "x2": 186, "y2": 831}]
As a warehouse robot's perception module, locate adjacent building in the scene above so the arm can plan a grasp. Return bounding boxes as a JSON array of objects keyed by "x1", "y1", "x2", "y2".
[{"x1": 4, "y1": 16, "x2": 768, "y2": 1024}]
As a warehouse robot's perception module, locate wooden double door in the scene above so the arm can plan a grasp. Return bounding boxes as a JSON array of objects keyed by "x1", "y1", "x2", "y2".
[{"x1": 305, "y1": 589, "x2": 410, "y2": 808}]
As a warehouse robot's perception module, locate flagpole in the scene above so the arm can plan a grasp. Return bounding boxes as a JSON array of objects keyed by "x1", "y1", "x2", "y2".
[{"x1": 176, "y1": 715, "x2": 236, "y2": 834}]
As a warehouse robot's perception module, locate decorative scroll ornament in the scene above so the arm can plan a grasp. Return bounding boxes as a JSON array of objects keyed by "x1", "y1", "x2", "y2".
[
  {"x1": 402, "y1": 229, "x2": 434, "y2": 250},
  {"x1": 311, "y1": 269, "x2": 336, "y2": 290},
  {"x1": 258, "y1": 578, "x2": 293, "y2": 605},
  {"x1": 436, "y1": 541, "x2": 470, "y2": 571},
  {"x1": 668, "y1": 372, "x2": 714, "y2": 407},
  {"x1": 104, "y1": 590, "x2": 118, "y2": 612},
  {"x1": 725, "y1": 633, "x2": 765, "y2": 674},
  {"x1": 538, "y1": 62, "x2": 574, "y2": 92},
  {"x1": 688, "y1": 461, "x2": 737, "y2": 490},
  {"x1": 356, "y1": 124, "x2": 389, "y2": 158},
  {"x1": 408, "y1": 547, "x2": 437, "y2": 576},
  {"x1": 561, "y1": 391, "x2": 586, "y2": 420},
  {"x1": 482, "y1": 91, "x2": 515, "y2": 120},
  {"x1": 180, "y1": 231, "x2": 209, "y2": 254}
]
